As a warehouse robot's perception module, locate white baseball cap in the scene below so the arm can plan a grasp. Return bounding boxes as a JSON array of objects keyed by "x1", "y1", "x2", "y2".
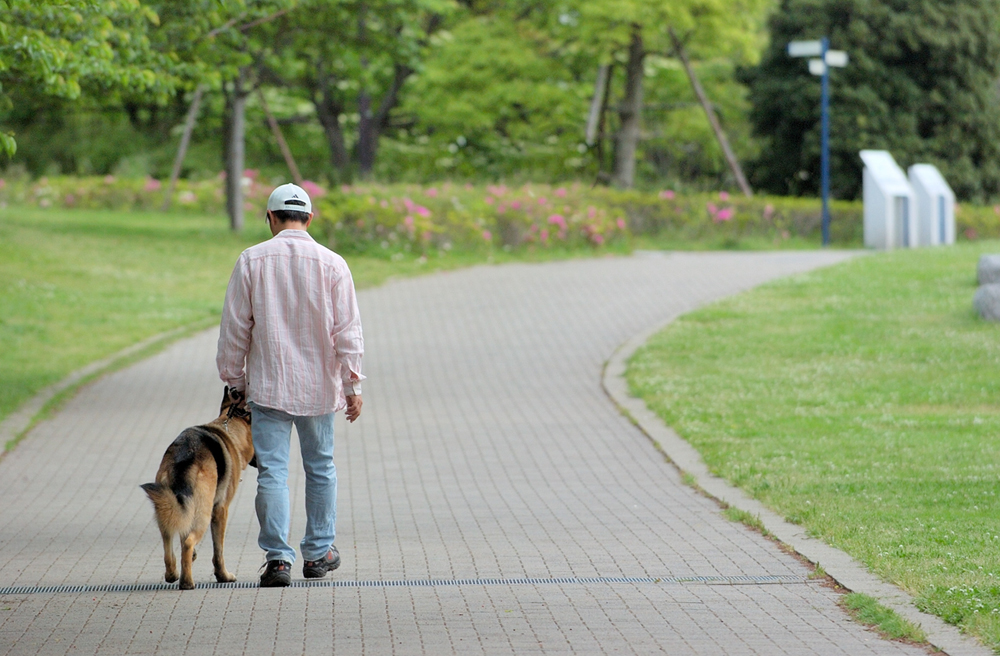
[{"x1": 267, "y1": 183, "x2": 312, "y2": 214}]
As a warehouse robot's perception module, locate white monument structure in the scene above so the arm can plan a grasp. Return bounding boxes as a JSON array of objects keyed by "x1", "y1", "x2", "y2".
[
  {"x1": 908, "y1": 164, "x2": 955, "y2": 246},
  {"x1": 860, "y1": 150, "x2": 916, "y2": 250}
]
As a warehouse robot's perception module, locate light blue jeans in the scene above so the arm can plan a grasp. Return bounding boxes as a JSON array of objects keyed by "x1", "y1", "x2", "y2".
[{"x1": 248, "y1": 403, "x2": 337, "y2": 564}]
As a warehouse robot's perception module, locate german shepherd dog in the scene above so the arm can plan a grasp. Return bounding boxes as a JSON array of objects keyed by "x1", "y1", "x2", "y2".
[{"x1": 141, "y1": 386, "x2": 255, "y2": 590}]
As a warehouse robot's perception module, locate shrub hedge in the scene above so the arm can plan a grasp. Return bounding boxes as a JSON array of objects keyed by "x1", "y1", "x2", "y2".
[{"x1": 3, "y1": 173, "x2": 999, "y2": 253}]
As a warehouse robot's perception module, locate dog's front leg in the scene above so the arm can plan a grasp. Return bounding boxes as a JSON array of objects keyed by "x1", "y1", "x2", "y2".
[
  {"x1": 161, "y1": 530, "x2": 178, "y2": 583},
  {"x1": 211, "y1": 503, "x2": 236, "y2": 583}
]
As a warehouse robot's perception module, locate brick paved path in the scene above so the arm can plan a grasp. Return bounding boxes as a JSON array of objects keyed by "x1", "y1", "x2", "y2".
[{"x1": 0, "y1": 251, "x2": 931, "y2": 655}]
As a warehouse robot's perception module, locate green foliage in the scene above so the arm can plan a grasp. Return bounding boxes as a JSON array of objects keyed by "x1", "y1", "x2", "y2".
[
  {"x1": 0, "y1": 0, "x2": 180, "y2": 156},
  {"x1": 626, "y1": 243, "x2": 1000, "y2": 649},
  {"x1": 743, "y1": 0, "x2": 1000, "y2": 202}
]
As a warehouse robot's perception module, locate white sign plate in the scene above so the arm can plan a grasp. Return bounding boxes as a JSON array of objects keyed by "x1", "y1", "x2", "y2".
[
  {"x1": 808, "y1": 58, "x2": 827, "y2": 76},
  {"x1": 825, "y1": 50, "x2": 848, "y2": 67},
  {"x1": 788, "y1": 40, "x2": 823, "y2": 57}
]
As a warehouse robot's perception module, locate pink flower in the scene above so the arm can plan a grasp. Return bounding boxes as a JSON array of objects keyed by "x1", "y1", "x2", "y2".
[
  {"x1": 415, "y1": 206, "x2": 431, "y2": 218},
  {"x1": 403, "y1": 197, "x2": 415, "y2": 212},
  {"x1": 103, "y1": 175, "x2": 116, "y2": 184},
  {"x1": 659, "y1": 190, "x2": 675, "y2": 200},
  {"x1": 482, "y1": 230, "x2": 492, "y2": 241},
  {"x1": 465, "y1": 183, "x2": 473, "y2": 190},
  {"x1": 592, "y1": 233, "x2": 605, "y2": 245},
  {"x1": 719, "y1": 191, "x2": 729, "y2": 201},
  {"x1": 555, "y1": 187, "x2": 567, "y2": 198},
  {"x1": 763, "y1": 203, "x2": 775, "y2": 219},
  {"x1": 540, "y1": 228, "x2": 549, "y2": 242},
  {"x1": 380, "y1": 200, "x2": 389, "y2": 208},
  {"x1": 243, "y1": 169, "x2": 259, "y2": 180},
  {"x1": 510, "y1": 200, "x2": 522, "y2": 210},
  {"x1": 538, "y1": 197, "x2": 547, "y2": 205},
  {"x1": 301, "y1": 180, "x2": 325, "y2": 198},
  {"x1": 423, "y1": 230, "x2": 433, "y2": 242},
  {"x1": 716, "y1": 207, "x2": 734, "y2": 222},
  {"x1": 994, "y1": 204, "x2": 1000, "y2": 217},
  {"x1": 426, "y1": 187, "x2": 439, "y2": 197},
  {"x1": 587, "y1": 206, "x2": 597, "y2": 220},
  {"x1": 404, "y1": 216, "x2": 415, "y2": 228},
  {"x1": 341, "y1": 185, "x2": 352, "y2": 193},
  {"x1": 707, "y1": 202, "x2": 718, "y2": 216},
  {"x1": 548, "y1": 214, "x2": 567, "y2": 230},
  {"x1": 497, "y1": 204, "x2": 506, "y2": 214},
  {"x1": 144, "y1": 177, "x2": 162, "y2": 192},
  {"x1": 485, "y1": 196, "x2": 495, "y2": 205},
  {"x1": 616, "y1": 218, "x2": 626, "y2": 230},
  {"x1": 0, "y1": 178, "x2": 6, "y2": 189}
]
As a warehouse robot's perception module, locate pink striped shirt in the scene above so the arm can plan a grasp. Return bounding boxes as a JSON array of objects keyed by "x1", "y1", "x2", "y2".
[{"x1": 216, "y1": 229, "x2": 364, "y2": 416}]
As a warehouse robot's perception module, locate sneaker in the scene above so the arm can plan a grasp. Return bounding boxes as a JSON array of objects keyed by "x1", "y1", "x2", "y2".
[
  {"x1": 302, "y1": 547, "x2": 341, "y2": 579},
  {"x1": 259, "y1": 560, "x2": 292, "y2": 587}
]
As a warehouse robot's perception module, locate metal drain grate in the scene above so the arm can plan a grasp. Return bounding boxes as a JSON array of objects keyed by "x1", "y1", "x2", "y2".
[{"x1": 0, "y1": 574, "x2": 806, "y2": 596}]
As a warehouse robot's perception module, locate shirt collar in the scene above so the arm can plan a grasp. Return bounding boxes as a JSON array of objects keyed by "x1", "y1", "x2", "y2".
[{"x1": 274, "y1": 229, "x2": 315, "y2": 242}]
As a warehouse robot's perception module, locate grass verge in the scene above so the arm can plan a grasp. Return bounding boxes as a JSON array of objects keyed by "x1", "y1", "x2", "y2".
[
  {"x1": 626, "y1": 241, "x2": 1000, "y2": 649},
  {"x1": 841, "y1": 593, "x2": 928, "y2": 644}
]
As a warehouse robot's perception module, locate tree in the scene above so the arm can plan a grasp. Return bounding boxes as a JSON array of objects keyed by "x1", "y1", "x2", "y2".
[
  {"x1": 550, "y1": 0, "x2": 769, "y2": 188},
  {"x1": 270, "y1": 0, "x2": 453, "y2": 181},
  {"x1": 743, "y1": 0, "x2": 1000, "y2": 201},
  {"x1": 396, "y1": 11, "x2": 590, "y2": 180},
  {"x1": 150, "y1": 0, "x2": 295, "y2": 230},
  {"x1": 0, "y1": 0, "x2": 178, "y2": 157}
]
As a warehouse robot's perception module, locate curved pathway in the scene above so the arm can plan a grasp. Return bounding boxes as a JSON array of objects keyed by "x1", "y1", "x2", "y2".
[{"x1": 0, "y1": 251, "x2": 932, "y2": 655}]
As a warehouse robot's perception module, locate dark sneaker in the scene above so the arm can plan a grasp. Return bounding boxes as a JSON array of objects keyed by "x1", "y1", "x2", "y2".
[
  {"x1": 259, "y1": 560, "x2": 292, "y2": 587},
  {"x1": 302, "y1": 547, "x2": 341, "y2": 579}
]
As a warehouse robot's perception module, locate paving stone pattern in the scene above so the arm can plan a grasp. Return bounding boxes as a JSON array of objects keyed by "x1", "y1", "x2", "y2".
[{"x1": 0, "y1": 251, "x2": 929, "y2": 655}]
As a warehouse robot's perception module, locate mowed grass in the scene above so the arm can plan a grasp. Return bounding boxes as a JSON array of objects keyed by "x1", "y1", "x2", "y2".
[
  {"x1": 0, "y1": 206, "x2": 526, "y2": 434},
  {"x1": 627, "y1": 243, "x2": 1000, "y2": 648}
]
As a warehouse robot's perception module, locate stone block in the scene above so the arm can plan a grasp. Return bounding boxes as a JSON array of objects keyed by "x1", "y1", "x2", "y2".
[
  {"x1": 977, "y1": 254, "x2": 1000, "y2": 285},
  {"x1": 974, "y1": 283, "x2": 1000, "y2": 321}
]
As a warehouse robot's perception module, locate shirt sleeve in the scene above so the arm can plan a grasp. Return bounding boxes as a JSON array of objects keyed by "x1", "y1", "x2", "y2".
[
  {"x1": 216, "y1": 254, "x2": 254, "y2": 392},
  {"x1": 332, "y1": 265, "x2": 365, "y2": 395}
]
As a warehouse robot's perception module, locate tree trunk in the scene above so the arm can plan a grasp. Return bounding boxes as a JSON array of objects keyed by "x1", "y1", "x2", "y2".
[
  {"x1": 258, "y1": 88, "x2": 303, "y2": 185},
  {"x1": 162, "y1": 85, "x2": 205, "y2": 211},
  {"x1": 224, "y1": 68, "x2": 250, "y2": 232},
  {"x1": 612, "y1": 26, "x2": 644, "y2": 189},
  {"x1": 356, "y1": 63, "x2": 411, "y2": 179},
  {"x1": 314, "y1": 77, "x2": 350, "y2": 176},
  {"x1": 356, "y1": 86, "x2": 376, "y2": 178},
  {"x1": 586, "y1": 64, "x2": 611, "y2": 146},
  {"x1": 669, "y1": 27, "x2": 753, "y2": 198}
]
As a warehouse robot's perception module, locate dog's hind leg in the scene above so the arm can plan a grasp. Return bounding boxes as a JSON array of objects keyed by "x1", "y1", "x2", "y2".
[
  {"x1": 179, "y1": 523, "x2": 208, "y2": 590},
  {"x1": 161, "y1": 530, "x2": 178, "y2": 583},
  {"x1": 211, "y1": 503, "x2": 236, "y2": 583}
]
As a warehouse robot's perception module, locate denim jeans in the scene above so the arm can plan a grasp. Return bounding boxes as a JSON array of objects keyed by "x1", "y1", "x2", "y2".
[{"x1": 248, "y1": 403, "x2": 337, "y2": 563}]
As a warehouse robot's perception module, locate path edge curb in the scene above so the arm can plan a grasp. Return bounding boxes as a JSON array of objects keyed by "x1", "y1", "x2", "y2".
[
  {"x1": 602, "y1": 318, "x2": 991, "y2": 656},
  {"x1": 0, "y1": 321, "x2": 213, "y2": 457}
]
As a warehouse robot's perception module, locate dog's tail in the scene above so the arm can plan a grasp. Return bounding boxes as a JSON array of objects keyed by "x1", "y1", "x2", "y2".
[{"x1": 141, "y1": 482, "x2": 193, "y2": 534}]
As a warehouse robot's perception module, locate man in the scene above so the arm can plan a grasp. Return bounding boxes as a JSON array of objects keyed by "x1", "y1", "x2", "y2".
[{"x1": 217, "y1": 183, "x2": 364, "y2": 587}]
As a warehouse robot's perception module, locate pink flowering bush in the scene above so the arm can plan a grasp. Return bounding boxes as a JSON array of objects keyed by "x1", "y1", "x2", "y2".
[
  {"x1": 317, "y1": 182, "x2": 632, "y2": 254},
  {"x1": 9, "y1": 174, "x2": 1000, "y2": 250}
]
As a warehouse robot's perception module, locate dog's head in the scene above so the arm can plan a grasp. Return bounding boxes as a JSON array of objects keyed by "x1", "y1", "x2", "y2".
[{"x1": 220, "y1": 386, "x2": 251, "y2": 425}]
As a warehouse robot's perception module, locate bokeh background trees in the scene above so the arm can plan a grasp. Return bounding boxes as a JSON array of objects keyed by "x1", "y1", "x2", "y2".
[{"x1": 4, "y1": 0, "x2": 1000, "y2": 203}]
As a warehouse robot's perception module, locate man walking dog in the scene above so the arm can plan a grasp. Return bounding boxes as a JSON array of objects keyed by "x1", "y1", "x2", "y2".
[{"x1": 217, "y1": 183, "x2": 364, "y2": 587}]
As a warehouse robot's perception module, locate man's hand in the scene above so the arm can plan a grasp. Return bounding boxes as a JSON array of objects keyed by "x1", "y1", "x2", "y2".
[{"x1": 345, "y1": 395, "x2": 363, "y2": 423}]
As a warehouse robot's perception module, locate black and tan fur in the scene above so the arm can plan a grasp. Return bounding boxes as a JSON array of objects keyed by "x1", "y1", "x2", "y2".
[{"x1": 141, "y1": 386, "x2": 255, "y2": 590}]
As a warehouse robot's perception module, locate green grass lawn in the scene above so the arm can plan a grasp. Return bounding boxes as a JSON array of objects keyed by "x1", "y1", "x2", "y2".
[{"x1": 627, "y1": 243, "x2": 1000, "y2": 649}]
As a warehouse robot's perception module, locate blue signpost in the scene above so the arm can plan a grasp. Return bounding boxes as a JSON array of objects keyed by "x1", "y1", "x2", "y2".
[{"x1": 788, "y1": 38, "x2": 848, "y2": 246}]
